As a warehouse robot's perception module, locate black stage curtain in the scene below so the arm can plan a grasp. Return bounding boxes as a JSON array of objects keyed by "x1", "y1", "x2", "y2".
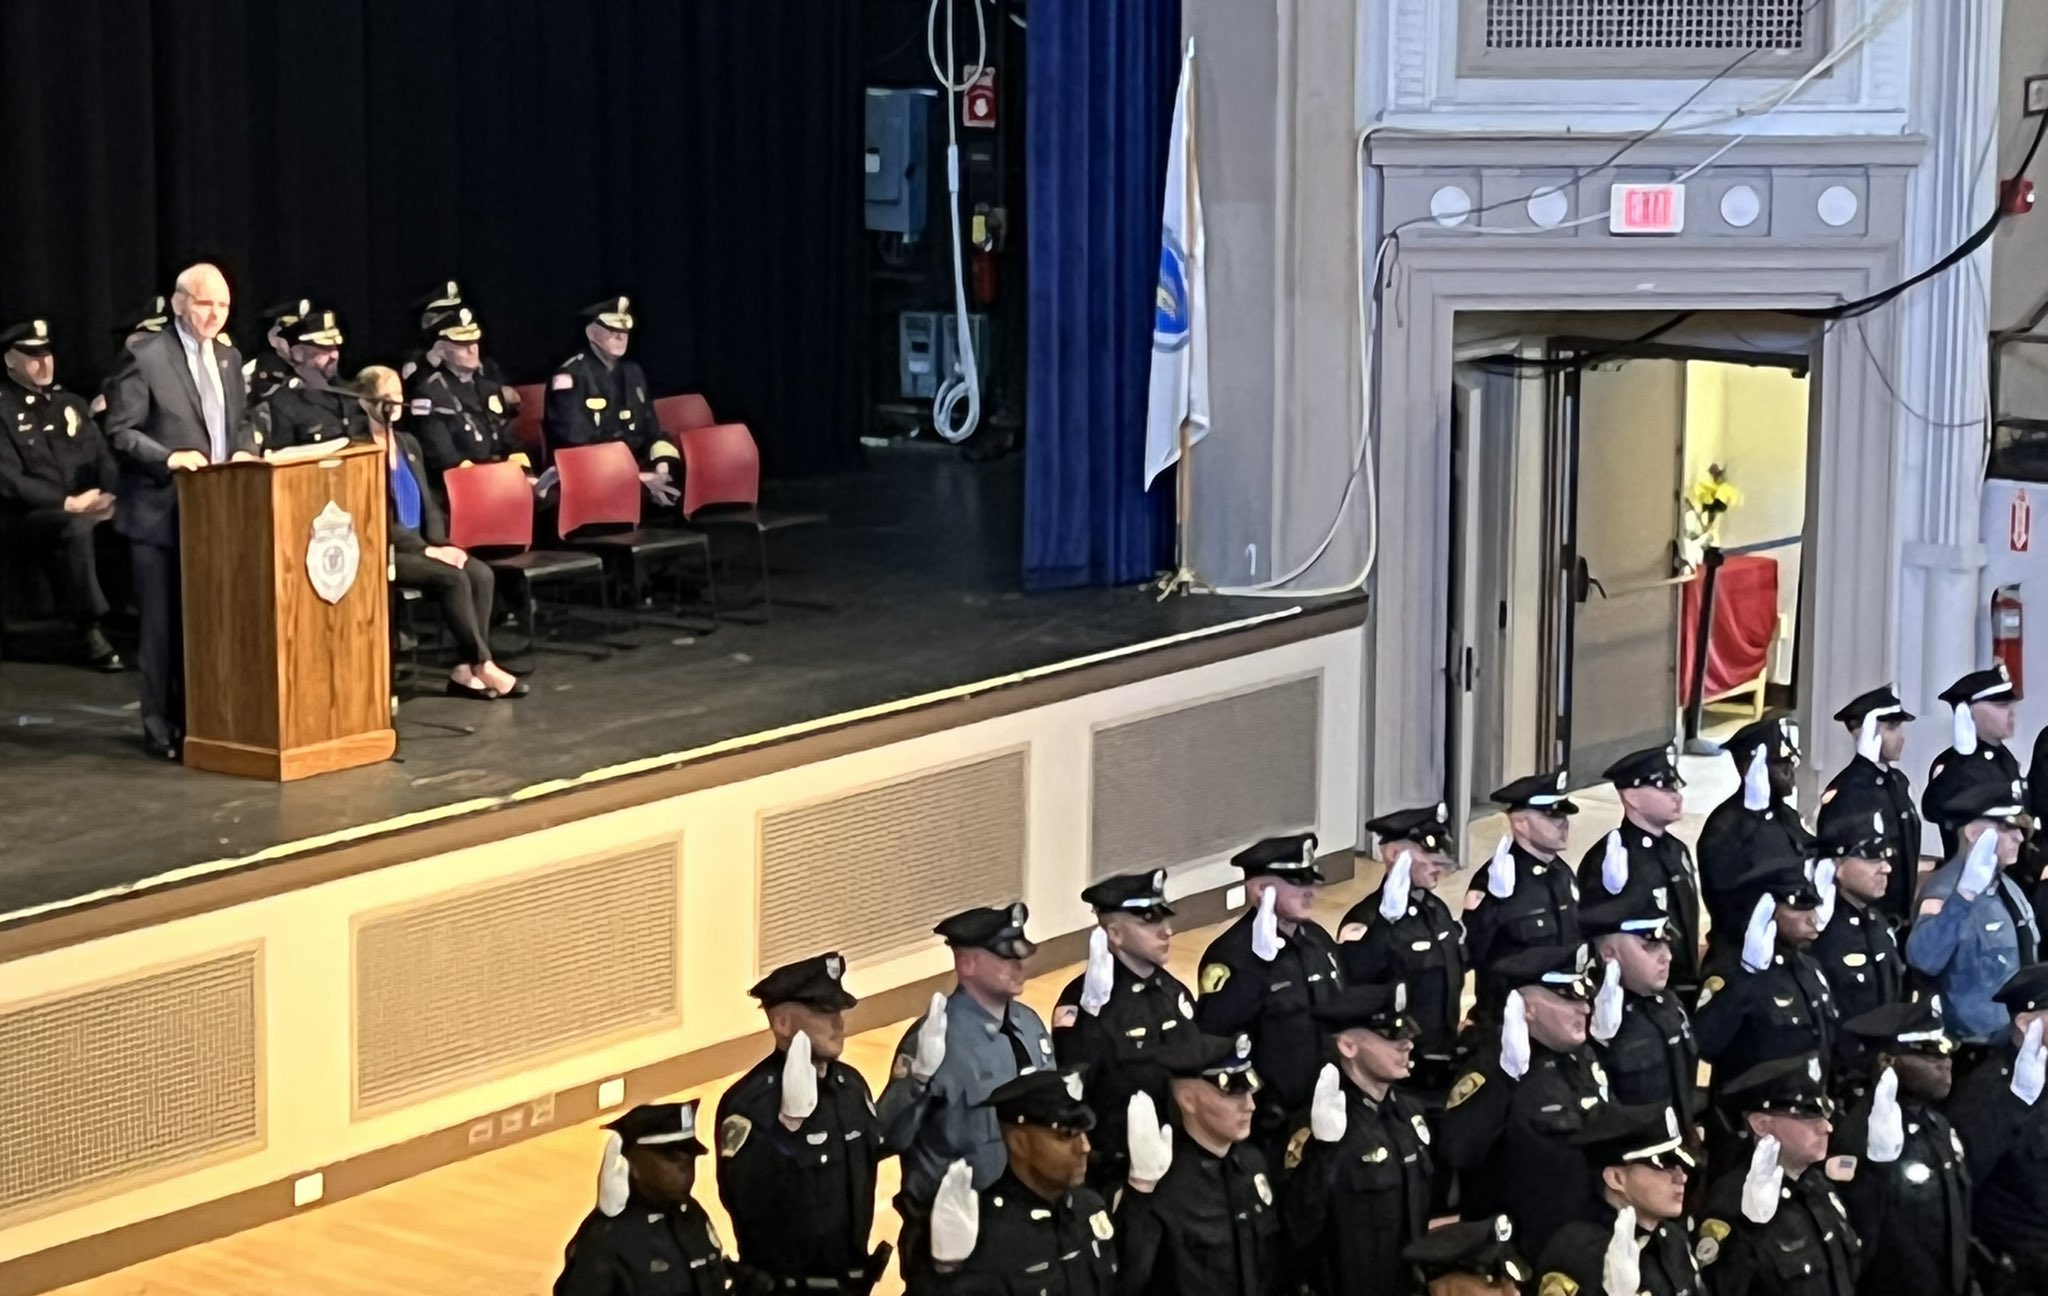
[{"x1": 0, "y1": 0, "x2": 864, "y2": 476}]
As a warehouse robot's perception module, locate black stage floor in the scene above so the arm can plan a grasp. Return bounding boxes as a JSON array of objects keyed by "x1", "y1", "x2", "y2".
[{"x1": 0, "y1": 445, "x2": 1329, "y2": 921}]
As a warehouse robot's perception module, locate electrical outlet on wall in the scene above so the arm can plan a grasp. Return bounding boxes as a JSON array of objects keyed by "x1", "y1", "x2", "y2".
[{"x1": 2027, "y1": 75, "x2": 2048, "y2": 116}]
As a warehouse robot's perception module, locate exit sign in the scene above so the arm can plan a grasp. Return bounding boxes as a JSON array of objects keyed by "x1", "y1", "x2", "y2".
[{"x1": 1609, "y1": 183, "x2": 1686, "y2": 235}]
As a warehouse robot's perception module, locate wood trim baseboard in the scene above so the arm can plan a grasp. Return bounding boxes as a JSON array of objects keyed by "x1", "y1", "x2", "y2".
[{"x1": 0, "y1": 853, "x2": 1355, "y2": 1294}]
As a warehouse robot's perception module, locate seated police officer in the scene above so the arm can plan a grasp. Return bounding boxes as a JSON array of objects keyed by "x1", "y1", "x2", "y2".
[
  {"x1": 408, "y1": 306, "x2": 529, "y2": 482},
  {"x1": 255, "y1": 307, "x2": 366, "y2": 447},
  {"x1": 244, "y1": 297, "x2": 311, "y2": 407},
  {"x1": 0, "y1": 319, "x2": 122, "y2": 670},
  {"x1": 544, "y1": 296, "x2": 679, "y2": 505},
  {"x1": 554, "y1": 1101, "x2": 734, "y2": 1296},
  {"x1": 1537, "y1": 1103, "x2": 1706, "y2": 1296}
]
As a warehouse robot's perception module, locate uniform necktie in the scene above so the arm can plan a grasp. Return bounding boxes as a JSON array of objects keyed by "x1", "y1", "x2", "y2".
[{"x1": 998, "y1": 1016, "x2": 1032, "y2": 1071}]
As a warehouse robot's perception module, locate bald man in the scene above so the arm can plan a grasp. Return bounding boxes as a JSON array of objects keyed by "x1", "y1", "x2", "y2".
[{"x1": 102, "y1": 262, "x2": 262, "y2": 758}]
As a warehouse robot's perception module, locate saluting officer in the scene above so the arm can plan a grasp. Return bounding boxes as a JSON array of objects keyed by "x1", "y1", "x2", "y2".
[
  {"x1": 544, "y1": 297, "x2": 676, "y2": 476},
  {"x1": 244, "y1": 298, "x2": 310, "y2": 406},
  {"x1": 1577, "y1": 746, "x2": 1703, "y2": 1003},
  {"x1": 1438, "y1": 944, "x2": 1610, "y2": 1262},
  {"x1": 1697, "y1": 713, "x2": 1813, "y2": 964},
  {"x1": 1195, "y1": 832, "x2": 1344, "y2": 1171},
  {"x1": 1051, "y1": 869, "x2": 1194, "y2": 1189},
  {"x1": 919, "y1": 1068, "x2": 1118, "y2": 1296},
  {"x1": 408, "y1": 306, "x2": 528, "y2": 481},
  {"x1": 1822, "y1": 685, "x2": 1922, "y2": 926},
  {"x1": 1581, "y1": 890, "x2": 1699, "y2": 1128},
  {"x1": 1924, "y1": 665, "x2": 2022, "y2": 861},
  {"x1": 1535, "y1": 1103, "x2": 1706, "y2": 1296},
  {"x1": 1948, "y1": 965, "x2": 2048, "y2": 1295},
  {"x1": 1807, "y1": 783, "x2": 1906, "y2": 1062},
  {"x1": 1830, "y1": 999, "x2": 1970, "y2": 1296},
  {"x1": 1280, "y1": 982, "x2": 1434, "y2": 1296},
  {"x1": 1695, "y1": 845, "x2": 1837, "y2": 1106},
  {"x1": 715, "y1": 952, "x2": 889, "y2": 1294},
  {"x1": 1695, "y1": 1054, "x2": 1860, "y2": 1296},
  {"x1": 554, "y1": 1101, "x2": 734, "y2": 1296},
  {"x1": 1339, "y1": 804, "x2": 1466, "y2": 1100},
  {"x1": 1114, "y1": 1032, "x2": 1280, "y2": 1296},
  {"x1": 1400, "y1": 1217, "x2": 1531, "y2": 1296},
  {"x1": 1908, "y1": 761, "x2": 2041, "y2": 1048},
  {"x1": 1465, "y1": 772, "x2": 1582, "y2": 1014},
  {"x1": 255, "y1": 308, "x2": 366, "y2": 447}
]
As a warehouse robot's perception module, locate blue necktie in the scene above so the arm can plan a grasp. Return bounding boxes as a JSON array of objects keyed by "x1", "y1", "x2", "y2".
[{"x1": 197, "y1": 343, "x2": 228, "y2": 461}]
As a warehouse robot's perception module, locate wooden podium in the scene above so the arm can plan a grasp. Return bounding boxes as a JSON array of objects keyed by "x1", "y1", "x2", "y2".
[{"x1": 176, "y1": 443, "x2": 396, "y2": 780}]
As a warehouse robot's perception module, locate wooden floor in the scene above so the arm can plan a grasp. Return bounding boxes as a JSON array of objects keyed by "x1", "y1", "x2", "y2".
[{"x1": 54, "y1": 758, "x2": 1753, "y2": 1296}]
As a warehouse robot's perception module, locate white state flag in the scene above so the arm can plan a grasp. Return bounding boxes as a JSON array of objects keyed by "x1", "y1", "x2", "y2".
[{"x1": 1143, "y1": 43, "x2": 1209, "y2": 490}]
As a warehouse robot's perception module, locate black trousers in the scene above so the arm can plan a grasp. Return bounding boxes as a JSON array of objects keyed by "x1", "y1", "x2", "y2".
[
  {"x1": 130, "y1": 539, "x2": 182, "y2": 745},
  {"x1": 11, "y1": 507, "x2": 111, "y2": 622},
  {"x1": 393, "y1": 550, "x2": 496, "y2": 663}
]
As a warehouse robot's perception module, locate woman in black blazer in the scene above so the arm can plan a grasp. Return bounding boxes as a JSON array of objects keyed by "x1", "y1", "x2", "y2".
[{"x1": 357, "y1": 365, "x2": 525, "y2": 700}]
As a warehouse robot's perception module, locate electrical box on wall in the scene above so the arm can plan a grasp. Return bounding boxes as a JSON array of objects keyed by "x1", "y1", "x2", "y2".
[{"x1": 865, "y1": 88, "x2": 933, "y2": 239}]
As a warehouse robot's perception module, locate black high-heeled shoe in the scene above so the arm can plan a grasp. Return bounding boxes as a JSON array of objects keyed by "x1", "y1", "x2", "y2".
[{"x1": 445, "y1": 679, "x2": 498, "y2": 701}]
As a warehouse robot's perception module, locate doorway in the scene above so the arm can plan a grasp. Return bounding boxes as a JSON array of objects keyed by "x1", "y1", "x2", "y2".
[{"x1": 1443, "y1": 313, "x2": 1816, "y2": 843}]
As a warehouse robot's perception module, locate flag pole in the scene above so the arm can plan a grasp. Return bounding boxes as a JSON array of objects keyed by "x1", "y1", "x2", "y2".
[{"x1": 1154, "y1": 36, "x2": 1202, "y2": 600}]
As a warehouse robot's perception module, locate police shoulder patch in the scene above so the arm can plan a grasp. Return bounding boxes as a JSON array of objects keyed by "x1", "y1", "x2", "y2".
[
  {"x1": 892, "y1": 1052, "x2": 913, "y2": 1080},
  {"x1": 550, "y1": 372, "x2": 574, "y2": 390},
  {"x1": 1446, "y1": 1072, "x2": 1485, "y2": 1109},
  {"x1": 1284, "y1": 1126, "x2": 1313, "y2": 1170},
  {"x1": 1089, "y1": 1210, "x2": 1115, "y2": 1241},
  {"x1": 719, "y1": 1114, "x2": 752, "y2": 1158},
  {"x1": 1052, "y1": 1004, "x2": 1079, "y2": 1029},
  {"x1": 1539, "y1": 1274, "x2": 1579, "y2": 1296},
  {"x1": 1201, "y1": 963, "x2": 1231, "y2": 994},
  {"x1": 1337, "y1": 922, "x2": 1369, "y2": 943}
]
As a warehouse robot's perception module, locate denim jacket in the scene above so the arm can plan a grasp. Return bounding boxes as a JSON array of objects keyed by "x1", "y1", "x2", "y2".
[{"x1": 1906, "y1": 856, "x2": 2041, "y2": 1041}]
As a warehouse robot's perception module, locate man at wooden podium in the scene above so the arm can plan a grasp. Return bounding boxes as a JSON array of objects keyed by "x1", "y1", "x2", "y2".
[{"x1": 103, "y1": 262, "x2": 261, "y2": 760}]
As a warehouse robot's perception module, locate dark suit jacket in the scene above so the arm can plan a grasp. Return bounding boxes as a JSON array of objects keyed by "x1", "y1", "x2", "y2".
[
  {"x1": 386, "y1": 431, "x2": 449, "y2": 555},
  {"x1": 102, "y1": 326, "x2": 258, "y2": 546}
]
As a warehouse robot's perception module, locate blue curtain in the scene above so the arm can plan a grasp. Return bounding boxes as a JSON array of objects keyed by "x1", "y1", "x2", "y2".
[{"x1": 1022, "y1": 0, "x2": 1181, "y2": 590}]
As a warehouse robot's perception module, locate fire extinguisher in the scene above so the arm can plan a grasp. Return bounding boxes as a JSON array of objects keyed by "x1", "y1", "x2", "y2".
[{"x1": 1993, "y1": 584, "x2": 2025, "y2": 697}]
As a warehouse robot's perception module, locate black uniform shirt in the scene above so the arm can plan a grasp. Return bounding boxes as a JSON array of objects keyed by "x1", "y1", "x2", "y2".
[
  {"x1": 553, "y1": 1190, "x2": 730, "y2": 1296},
  {"x1": 1337, "y1": 884, "x2": 1466, "y2": 1063},
  {"x1": 409, "y1": 364, "x2": 522, "y2": 478},
  {"x1": 1948, "y1": 1043, "x2": 2048, "y2": 1270},
  {"x1": 0, "y1": 380, "x2": 115, "y2": 508},
  {"x1": 1113, "y1": 1134, "x2": 1278, "y2": 1296},
  {"x1": 1577, "y1": 825, "x2": 1704, "y2": 997},
  {"x1": 1279, "y1": 1077, "x2": 1433, "y2": 1296},
  {"x1": 1697, "y1": 797, "x2": 1814, "y2": 963},
  {"x1": 1464, "y1": 844, "x2": 1581, "y2": 1011},
  {"x1": 1831, "y1": 1093, "x2": 1969, "y2": 1295},
  {"x1": 1195, "y1": 911, "x2": 1343, "y2": 1119},
  {"x1": 918, "y1": 1170, "x2": 1118, "y2": 1296},
  {"x1": 1050, "y1": 955, "x2": 1194, "y2": 1187},
  {"x1": 1806, "y1": 900, "x2": 1902, "y2": 1066},
  {"x1": 1438, "y1": 1041, "x2": 1610, "y2": 1262},
  {"x1": 1820, "y1": 756, "x2": 1923, "y2": 926},
  {"x1": 1694, "y1": 950, "x2": 1836, "y2": 1098},
  {"x1": 1925, "y1": 741, "x2": 2020, "y2": 860},
  {"x1": 257, "y1": 377, "x2": 367, "y2": 448},
  {"x1": 1538, "y1": 1213, "x2": 1707, "y2": 1296},
  {"x1": 1596, "y1": 988, "x2": 1701, "y2": 1127},
  {"x1": 545, "y1": 345, "x2": 661, "y2": 462},
  {"x1": 1696, "y1": 1163, "x2": 1859, "y2": 1296}
]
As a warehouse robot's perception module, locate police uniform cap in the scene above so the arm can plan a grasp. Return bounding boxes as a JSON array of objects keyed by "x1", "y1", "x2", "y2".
[
  {"x1": 409, "y1": 279, "x2": 465, "y2": 314},
  {"x1": 1813, "y1": 782, "x2": 1896, "y2": 859},
  {"x1": 1938, "y1": 664, "x2": 2019, "y2": 707},
  {"x1": 1494, "y1": 943, "x2": 1594, "y2": 998},
  {"x1": 1230, "y1": 833, "x2": 1325, "y2": 883},
  {"x1": 1833, "y1": 684, "x2": 1913, "y2": 727},
  {"x1": 1365, "y1": 803, "x2": 1457, "y2": 855},
  {"x1": 1579, "y1": 889, "x2": 1673, "y2": 942},
  {"x1": 1728, "y1": 843, "x2": 1821, "y2": 912},
  {"x1": 1722, "y1": 1052, "x2": 1833, "y2": 1118},
  {"x1": 1841, "y1": 996, "x2": 1956, "y2": 1055},
  {"x1": 424, "y1": 305, "x2": 483, "y2": 344},
  {"x1": 112, "y1": 296, "x2": 170, "y2": 337},
  {"x1": 1726, "y1": 712, "x2": 1801, "y2": 768},
  {"x1": 1078, "y1": 870, "x2": 1174, "y2": 920},
  {"x1": 1602, "y1": 745, "x2": 1685, "y2": 791},
  {"x1": 258, "y1": 298, "x2": 313, "y2": 329},
  {"x1": 285, "y1": 309, "x2": 345, "y2": 348},
  {"x1": 1492, "y1": 769, "x2": 1579, "y2": 815},
  {"x1": 1994, "y1": 963, "x2": 2048, "y2": 1014},
  {"x1": 0, "y1": 319, "x2": 54, "y2": 355},
  {"x1": 1923, "y1": 759, "x2": 2029, "y2": 831},
  {"x1": 747, "y1": 951, "x2": 857, "y2": 1012},
  {"x1": 1160, "y1": 1031, "x2": 1261, "y2": 1094},
  {"x1": 583, "y1": 296, "x2": 636, "y2": 332},
  {"x1": 605, "y1": 1100, "x2": 708, "y2": 1155},
  {"x1": 980, "y1": 1067, "x2": 1096, "y2": 1130},
  {"x1": 1310, "y1": 981, "x2": 1419, "y2": 1039},
  {"x1": 1401, "y1": 1217, "x2": 1529, "y2": 1283},
  {"x1": 1570, "y1": 1102, "x2": 1693, "y2": 1170},
  {"x1": 933, "y1": 902, "x2": 1037, "y2": 959}
]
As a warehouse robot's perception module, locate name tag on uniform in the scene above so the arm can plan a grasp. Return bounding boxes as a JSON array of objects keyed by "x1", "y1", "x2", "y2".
[{"x1": 585, "y1": 396, "x2": 607, "y2": 411}]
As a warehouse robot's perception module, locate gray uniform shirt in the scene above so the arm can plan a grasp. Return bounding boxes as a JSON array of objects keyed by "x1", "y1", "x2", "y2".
[{"x1": 876, "y1": 986, "x2": 1053, "y2": 1204}]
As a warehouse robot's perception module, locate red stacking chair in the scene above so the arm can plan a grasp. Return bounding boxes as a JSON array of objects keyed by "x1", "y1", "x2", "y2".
[
  {"x1": 653, "y1": 393, "x2": 716, "y2": 441},
  {"x1": 510, "y1": 384, "x2": 548, "y2": 464},
  {"x1": 679, "y1": 419, "x2": 826, "y2": 617},
  {"x1": 554, "y1": 443, "x2": 715, "y2": 619},
  {"x1": 443, "y1": 460, "x2": 606, "y2": 657}
]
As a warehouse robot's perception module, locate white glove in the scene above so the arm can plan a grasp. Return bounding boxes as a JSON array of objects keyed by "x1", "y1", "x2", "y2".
[
  {"x1": 1252, "y1": 885, "x2": 1285, "y2": 961},
  {"x1": 1740, "y1": 894, "x2": 1778, "y2": 974},
  {"x1": 1813, "y1": 858, "x2": 1839, "y2": 932},
  {"x1": 1742, "y1": 1134, "x2": 1784, "y2": 1224},
  {"x1": 1310, "y1": 1063, "x2": 1347, "y2": 1143},
  {"x1": 1487, "y1": 836, "x2": 1516, "y2": 898},
  {"x1": 1954, "y1": 701, "x2": 1979, "y2": 757},
  {"x1": 1961, "y1": 826, "x2": 2000, "y2": 899},
  {"x1": 1079, "y1": 926, "x2": 1116, "y2": 1016},
  {"x1": 1379, "y1": 851, "x2": 1413, "y2": 922},
  {"x1": 1501, "y1": 990, "x2": 1531, "y2": 1080},
  {"x1": 780, "y1": 1029, "x2": 818, "y2": 1124},
  {"x1": 1601, "y1": 829, "x2": 1630, "y2": 895},
  {"x1": 1126, "y1": 1091, "x2": 1174, "y2": 1187},
  {"x1": 1856, "y1": 710, "x2": 1883, "y2": 764},
  {"x1": 1742, "y1": 746, "x2": 1771, "y2": 811},
  {"x1": 1591, "y1": 956, "x2": 1624, "y2": 1044},
  {"x1": 1865, "y1": 1066, "x2": 1903, "y2": 1163},
  {"x1": 929, "y1": 1160, "x2": 980, "y2": 1265},
  {"x1": 596, "y1": 1131, "x2": 631, "y2": 1219},
  {"x1": 2015, "y1": 1018, "x2": 2047, "y2": 1106},
  {"x1": 1601, "y1": 1205, "x2": 1641, "y2": 1296},
  {"x1": 911, "y1": 992, "x2": 948, "y2": 1082}
]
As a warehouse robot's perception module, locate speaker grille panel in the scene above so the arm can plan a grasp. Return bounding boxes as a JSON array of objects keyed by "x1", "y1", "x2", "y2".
[
  {"x1": 1461, "y1": 0, "x2": 1824, "y2": 75},
  {"x1": 0, "y1": 949, "x2": 261, "y2": 1221},
  {"x1": 1091, "y1": 675, "x2": 1320, "y2": 879},
  {"x1": 354, "y1": 845, "x2": 680, "y2": 1113},
  {"x1": 760, "y1": 751, "x2": 1028, "y2": 971}
]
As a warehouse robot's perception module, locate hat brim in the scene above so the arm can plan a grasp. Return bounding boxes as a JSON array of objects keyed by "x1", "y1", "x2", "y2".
[
  {"x1": 636, "y1": 1136, "x2": 708, "y2": 1157},
  {"x1": 294, "y1": 330, "x2": 345, "y2": 348},
  {"x1": 594, "y1": 313, "x2": 635, "y2": 332},
  {"x1": 1119, "y1": 902, "x2": 1175, "y2": 922},
  {"x1": 438, "y1": 324, "x2": 483, "y2": 343},
  {"x1": 982, "y1": 934, "x2": 1038, "y2": 960},
  {"x1": 783, "y1": 986, "x2": 858, "y2": 1013}
]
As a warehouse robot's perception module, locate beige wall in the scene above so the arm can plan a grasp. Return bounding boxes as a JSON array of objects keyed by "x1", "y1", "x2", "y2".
[{"x1": 1993, "y1": 1, "x2": 2048, "y2": 423}]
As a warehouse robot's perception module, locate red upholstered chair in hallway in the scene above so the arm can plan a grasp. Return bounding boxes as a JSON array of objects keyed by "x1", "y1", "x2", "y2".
[
  {"x1": 678, "y1": 418, "x2": 827, "y2": 618},
  {"x1": 553, "y1": 442, "x2": 715, "y2": 621}
]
